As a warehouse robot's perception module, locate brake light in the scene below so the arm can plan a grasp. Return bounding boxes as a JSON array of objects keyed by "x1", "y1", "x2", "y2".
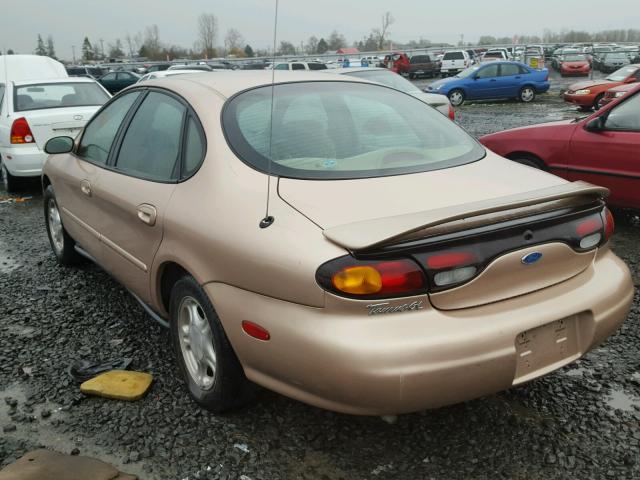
[
  {"x1": 425, "y1": 251, "x2": 475, "y2": 269},
  {"x1": 448, "y1": 104, "x2": 455, "y2": 121},
  {"x1": 10, "y1": 117, "x2": 35, "y2": 144},
  {"x1": 317, "y1": 257, "x2": 426, "y2": 298}
]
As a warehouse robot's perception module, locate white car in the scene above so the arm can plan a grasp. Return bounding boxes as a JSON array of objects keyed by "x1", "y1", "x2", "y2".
[
  {"x1": 0, "y1": 63, "x2": 111, "y2": 191},
  {"x1": 138, "y1": 70, "x2": 206, "y2": 83},
  {"x1": 328, "y1": 67, "x2": 454, "y2": 119},
  {"x1": 440, "y1": 50, "x2": 471, "y2": 77}
]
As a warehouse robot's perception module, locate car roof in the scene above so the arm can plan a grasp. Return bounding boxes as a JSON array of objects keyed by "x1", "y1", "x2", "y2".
[
  {"x1": 141, "y1": 71, "x2": 365, "y2": 99},
  {"x1": 13, "y1": 77, "x2": 99, "y2": 86}
]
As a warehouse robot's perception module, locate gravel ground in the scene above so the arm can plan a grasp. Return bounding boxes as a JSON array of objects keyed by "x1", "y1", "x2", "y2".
[{"x1": 1, "y1": 65, "x2": 639, "y2": 480}]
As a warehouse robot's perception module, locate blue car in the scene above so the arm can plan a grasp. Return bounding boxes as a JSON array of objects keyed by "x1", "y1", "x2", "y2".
[{"x1": 425, "y1": 61, "x2": 550, "y2": 106}]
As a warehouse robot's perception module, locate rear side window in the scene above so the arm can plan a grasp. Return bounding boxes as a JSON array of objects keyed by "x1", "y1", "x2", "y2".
[
  {"x1": 115, "y1": 92, "x2": 186, "y2": 181},
  {"x1": 291, "y1": 63, "x2": 305, "y2": 71},
  {"x1": 443, "y1": 52, "x2": 464, "y2": 60},
  {"x1": 499, "y1": 64, "x2": 521, "y2": 76},
  {"x1": 183, "y1": 116, "x2": 206, "y2": 178},
  {"x1": 0, "y1": 84, "x2": 5, "y2": 111},
  {"x1": 77, "y1": 91, "x2": 140, "y2": 164},
  {"x1": 308, "y1": 63, "x2": 327, "y2": 70}
]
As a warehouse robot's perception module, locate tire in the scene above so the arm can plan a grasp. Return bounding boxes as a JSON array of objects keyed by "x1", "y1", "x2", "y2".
[
  {"x1": 1, "y1": 163, "x2": 21, "y2": 193},
  {"x1": 593, "y1": 93, "x2": 605, "y2": 111},
  {"x1": 409, "y1": 73, "x2": 414, "y2": 80},
  {"x1": 170, "y1": 275, "x2": 253, "y2": 412},
  {"x1": 44, "y1": 185, "x2": 82, "y2": 265},
  {"x1": 519, "y1": 86, "x2": 536, "y2": 103},
  {"x1": 448, "y1": 89, "x2": 465, "y2": 107}
]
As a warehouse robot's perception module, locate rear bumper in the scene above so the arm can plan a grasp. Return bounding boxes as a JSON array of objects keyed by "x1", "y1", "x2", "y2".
[
  {"x1": 0, "y1": 145, "x2": 46, "y2": 177},
  {"x1": 206, "y1": 248, "x2": 633, "y2": 415},
  {"x1": 563, "y1": 92, "x2": 595, "y2": 107}
]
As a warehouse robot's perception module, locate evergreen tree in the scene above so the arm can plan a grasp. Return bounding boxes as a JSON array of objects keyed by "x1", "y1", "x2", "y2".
[
  {"x1": 35, "y1": 35, "x2": 47, "y2": 56},
  {"x1": 46, "y1": 35, "x2": 56, "y2": 59},
  {"x1": 81, "y1": 37, "x2": 94, "y2": 61},
  {"x1": 316, "y1": 38, "x2": 329, "y2": 54},
  {"x1": 244, "y1": 44, "x2": 254, "y2": 58}
]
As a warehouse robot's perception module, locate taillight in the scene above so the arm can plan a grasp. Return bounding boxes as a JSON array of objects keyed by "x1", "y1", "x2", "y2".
[
  {"x1": 576, "y1": 214, "x2": 604, "y2": 249},
  {"x1": 448, "y1": 104, "x2": 455, "y2": 120},
  {"x1": 603, "y1": 207, "x2": 615, "y2": 242},
  {"x1": 10, "y1": 117, "x2": 35, "y2": 144},
  {"x1": 423, "y1": 250, "x2": 478, "y2": 287},
  {"x1": 316, "y1": 257, "x2": 426, "y2": 299}
]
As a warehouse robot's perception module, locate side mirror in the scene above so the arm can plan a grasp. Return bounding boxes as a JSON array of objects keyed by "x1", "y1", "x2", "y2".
[
  {"x1": 584, "y1": 116, "x2": 605, "y2": 133},
  {"x1": 44, "y1": 136, "x2": 74, "y2": 154}
]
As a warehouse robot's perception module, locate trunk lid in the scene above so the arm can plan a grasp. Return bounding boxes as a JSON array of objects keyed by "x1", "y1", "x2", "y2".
[
  {"x1": 20, "y1": 106, "x2": 101, "y2": 149},
  {"x1": 279, "y1": 154, "x2": 609, "y2": 309}
]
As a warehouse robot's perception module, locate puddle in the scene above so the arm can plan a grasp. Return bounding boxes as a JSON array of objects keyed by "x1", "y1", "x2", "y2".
[
  {"x1": 0, "y1": 238, "x2": 21, "y2": 273},
  {"x1": 0, "y1": 383, "x2": 146, "y2": 478},
  {"x1": 606, "y1": 388, "x2": 640, "y2": 412},
  {"x1": 563, "y1": 367, "x2": 586, "y2": 377}
]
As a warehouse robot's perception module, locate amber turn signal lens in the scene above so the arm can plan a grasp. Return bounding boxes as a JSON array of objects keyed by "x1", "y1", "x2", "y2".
[{"x1": 332, "y1": 266, "x2": 382, "y2": 295}]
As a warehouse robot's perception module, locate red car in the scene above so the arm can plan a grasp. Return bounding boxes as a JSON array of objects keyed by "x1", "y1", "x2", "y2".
[
  {"x1": 599, "y1": 82, "x2": 635, "y2": 107},
  {"x1": 481, "y1": 84, "x2": 640, "y2": 209},
  {"x1": 559, "y1": 54, "x2": 591, "y2": 77},
  {"x1": 563, "y1": 64, "x2": 640, "y2": 110}
]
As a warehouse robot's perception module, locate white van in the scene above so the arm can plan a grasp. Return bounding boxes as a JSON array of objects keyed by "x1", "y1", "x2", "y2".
[
  {"x1": 440, "y1": 50, "x2": 471, "y2": 77},
  {"x1": 0, "y1": 55, "x2": 111, "y2": 191}
]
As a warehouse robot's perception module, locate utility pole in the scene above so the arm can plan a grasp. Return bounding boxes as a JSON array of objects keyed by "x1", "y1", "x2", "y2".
[{"x1": 71, "y1": 45, "x2": 76, "y2": 64}]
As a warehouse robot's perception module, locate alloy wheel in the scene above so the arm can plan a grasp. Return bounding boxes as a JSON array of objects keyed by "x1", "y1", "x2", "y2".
[
  {"x1": 177, "y1": 296, "x2": 217, "y2": 390},
  {"x1": 449, "y1": 91, "x2": 464, "y2": 106},
  {"x1": 47, "y1": 198, "x2": 65, "y2": 254},
  {"x1": 521, "y1": 87, "x2": 535, "y2": 102}
]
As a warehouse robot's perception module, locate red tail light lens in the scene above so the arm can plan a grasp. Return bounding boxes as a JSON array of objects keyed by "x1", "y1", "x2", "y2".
[
  {"x1": 448, "y1": 104, "x2": 455, "y2": 121},
  {"x1": 10, "y1": 117, "x2": 35, "y2": 144},
  {"x1": 317, "y1": 257, "x2": 426, "y2": 299},
  {"x1": 241, "y1": 321, "x2": 270, "y2": 341},
  {"x1": 425, "y1": 251, "x2": 476, "y2": 270},
  {"x1": 604, "y1": 208, "x2": 615, "y2": 242}
]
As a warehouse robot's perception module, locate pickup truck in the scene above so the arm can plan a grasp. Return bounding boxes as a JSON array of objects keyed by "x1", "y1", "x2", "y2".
[
  {"x1": 408, "y1": 54, "x2": 440, "y2": 79},
  {"x1": 382, "y1": 52, "x2": 411, "y2": 75}
]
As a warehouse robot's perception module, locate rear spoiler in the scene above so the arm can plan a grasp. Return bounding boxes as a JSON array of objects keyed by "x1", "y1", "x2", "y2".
[{"x1": 323, "y1": 181, "x2": 609, "y2": 251}]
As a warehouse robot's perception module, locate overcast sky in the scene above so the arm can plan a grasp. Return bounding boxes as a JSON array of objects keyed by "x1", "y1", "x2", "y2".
[{"x1": 3, "y1": 0, "x2": 640, "y2": 60}]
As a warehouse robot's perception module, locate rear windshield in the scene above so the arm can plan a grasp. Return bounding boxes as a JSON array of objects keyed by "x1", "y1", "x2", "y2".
[
  {"x1": 14, "y1": 82, "x2": 109, "y2": 112},
  {"x1": 411, "y1": 56, "x2": 430, "y2": 63},
  {"x1": 222, "y1": 81, "x2": 484, "y2": 180},
  {"x1": 443, "y1": 52, "x2": 464, "y2": 60}
]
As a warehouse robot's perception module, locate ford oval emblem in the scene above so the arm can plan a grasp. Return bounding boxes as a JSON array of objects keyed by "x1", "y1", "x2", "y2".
[{"x1": 521, "y1": 252, "x2": 543, "y2": 265}]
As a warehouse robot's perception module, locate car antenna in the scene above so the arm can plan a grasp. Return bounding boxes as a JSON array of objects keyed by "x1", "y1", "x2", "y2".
[{"x1": 259, "y1": 0, "x2": 279, "y2": 229}]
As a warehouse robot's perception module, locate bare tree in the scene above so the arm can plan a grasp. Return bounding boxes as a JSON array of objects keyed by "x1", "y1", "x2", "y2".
[
  {"x1": 224, "y1": 28, "x2": 244, "y2": 54},
  {"x1": 198, "y1": 13, "x2": 218, "y2": 59},
  {"x1": 306, "y1": 36, "x2": 319, "y2": 54},
  {"x1": 373, "y1": 11, "x2": 395, "y2": 50}
]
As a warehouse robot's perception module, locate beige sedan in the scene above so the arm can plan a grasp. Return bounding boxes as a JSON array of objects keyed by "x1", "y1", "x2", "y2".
[{"x1": 41, "y1": 72, "x2": 633, "y2": 415}]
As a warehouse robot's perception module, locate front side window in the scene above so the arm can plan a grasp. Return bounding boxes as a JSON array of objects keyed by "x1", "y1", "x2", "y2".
[
  {"x1": 477, "y1": 65, "x2": 499, "y2": 79},
  {"x1": 223, "y1": 81, "x2": 484, "y2": 180},
  {"x1": 115, "y1": 92, "x2": 186, "y2": 181},
  {"x1": 606, "y1": 92, "x2": 640, "y2": 131},
  {"x1": 275, "y1": 63, "x2": 289, "y2": 70},
  {"x1": 13, "y1": 82, "x2": 110, "y2": 112},
  {"x1": 291, "y1": 63, "x2": 305, "y2": 71},
  {"x1": 77, "y1": 91, "x2": 141, "y2": 164}
]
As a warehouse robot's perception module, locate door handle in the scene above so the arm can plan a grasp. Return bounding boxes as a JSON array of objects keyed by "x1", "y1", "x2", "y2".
[
  {"x1": 515, "y1": 76, "x2": 521, "y2": 79},
  {"x1": 80, "y1": 180, "x2": 92, "y2": 197},
  {"x1": 137, "y1": 204, "x2": 157, "y2": 226}
]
